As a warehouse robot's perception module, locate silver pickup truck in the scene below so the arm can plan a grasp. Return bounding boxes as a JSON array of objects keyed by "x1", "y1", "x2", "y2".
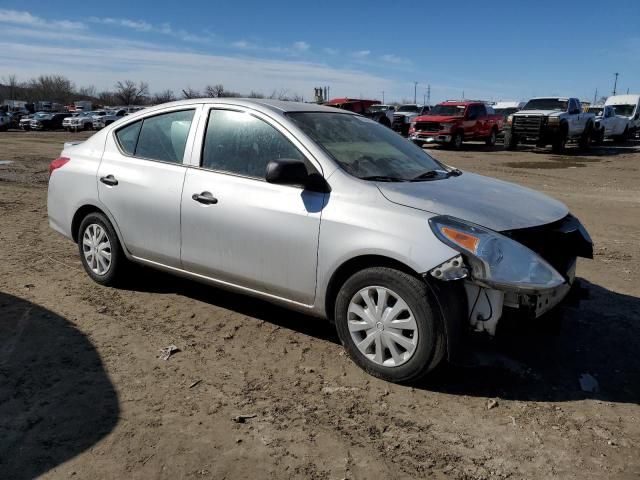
[{"x1": 504, "y1": 97, "x2": 595, "y2": 152}]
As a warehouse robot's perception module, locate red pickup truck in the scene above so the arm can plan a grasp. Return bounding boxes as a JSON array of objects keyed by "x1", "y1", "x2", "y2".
[{"x1": 408, "y1": 101, "x2": 504, "y2": 149}]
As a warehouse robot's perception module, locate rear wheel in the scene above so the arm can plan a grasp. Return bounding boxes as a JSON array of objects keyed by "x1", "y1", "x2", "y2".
[
  {"x1": 334, "y1": 267, "x2": 445, "y2": 383},
  {"x1": 78, "y1": 212, "x2": 127, "y2": 286},
  {"x1": 614, "y1": 127, "x2": 629, "y2": 144},
  {"x1": 485, "y1": 128, "x2": 497, "y2": 146},
  {"x1": 578, "y1": 123, "x2": 593, "y2": 150}
]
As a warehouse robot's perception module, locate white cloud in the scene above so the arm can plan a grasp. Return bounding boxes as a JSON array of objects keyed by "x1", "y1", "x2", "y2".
[
  {"x1": 90, "y1": 17, "x2": 153, "y2": 32},
  {"x1": 0, "y1": 8, "x2": 85, "y2": 30},
  {"x1": 292, "y1": 41, "x2": 310, "y2": 52},
  {"x1": 323, "y1": 48, "x2": 339, "y2": 55},
  {"x1": 351, "y1": 50, "x2": 371, "y2": 59},
  {"x1": 381, "y1": 54, "x2": 411, "y2": 65}
]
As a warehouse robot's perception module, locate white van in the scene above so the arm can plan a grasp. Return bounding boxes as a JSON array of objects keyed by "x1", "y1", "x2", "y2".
[{"x1": 604, "y1": 94, "x2": 640, "y2": 137}]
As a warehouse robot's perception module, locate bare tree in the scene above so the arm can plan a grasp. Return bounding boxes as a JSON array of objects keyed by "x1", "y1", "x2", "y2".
[
  {"x1": 181, "y1": 87, "x2": 201, "y2": 99},
  {"x1": 153, "y1": 89, "x2": 177, "y2": 104},
  {"x1": 77, "y1": 85, "x2": 97, "y2": 98},
  {"x1": 1, "y1": 74, "x2": 20, "y2": 100},
  {"x1": 114, "y1": 80, "x2": 149, "y2": 105},
  {"x1": 98, "y1": 90, "x2": 117, "y2": 106},
  {"x1": 247, "y1": 90, "x2": 265, "y2": 99},
  {"x1": 204, "y1": 84, "x2": 225, "y2": 98},
  {"x1": 25, "y1": 75, "x2": 75, "y2": 103}
]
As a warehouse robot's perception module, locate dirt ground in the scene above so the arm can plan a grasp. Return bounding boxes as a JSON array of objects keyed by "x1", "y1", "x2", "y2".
[{"x1": 1, "y1": 130, "x2": 639, "y2": 480}]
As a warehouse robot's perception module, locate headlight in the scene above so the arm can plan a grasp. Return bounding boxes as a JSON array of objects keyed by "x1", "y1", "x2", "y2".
[
  {"x1": 506, "y1": 115, "x2": 513, "y2": 125},
  {"x1": 441, "y1": 123, "x2": 454, "y2": 130},
  {"x1": 547, "y1": 116, "x2": 560, "y2": 124},
  {"x1": 429, "y1": 215, "x2": 565, "y2": 291}
]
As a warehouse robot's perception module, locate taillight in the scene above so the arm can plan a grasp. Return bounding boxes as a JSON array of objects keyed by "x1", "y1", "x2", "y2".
[{"x1": 49, "y1": 157, "x2": 70, "y2": 176}]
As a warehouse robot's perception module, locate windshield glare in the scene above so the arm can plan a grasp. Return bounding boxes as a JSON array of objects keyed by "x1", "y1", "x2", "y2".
[
  {"x1": 524, "y1": 99, "x2": 568, "y2": 111},
  {"x1": 428, "y1": 105, "x2": 466, "y2": 116},
  {"x1": 288, "y1": 112, "x2": 445, "y2": 181},
  {"x1": 609, "y1": 104, "x2": 635, "y2": 117}
]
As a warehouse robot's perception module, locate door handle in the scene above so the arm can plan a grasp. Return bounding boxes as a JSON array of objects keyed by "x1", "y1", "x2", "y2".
[
  {"x1": 100, "y1": 174, "x2": 118, "y2": 186},
  {"x1": 192, "y1": 191, "x2": 218, "y2": 205}
]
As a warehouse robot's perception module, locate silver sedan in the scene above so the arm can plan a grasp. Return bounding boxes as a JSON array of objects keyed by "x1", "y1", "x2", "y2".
[{"x1": 47, "y1": 99, "x2": 592, "y2": 383}]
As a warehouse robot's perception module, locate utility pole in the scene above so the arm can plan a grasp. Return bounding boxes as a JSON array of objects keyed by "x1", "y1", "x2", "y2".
[
  {"x1": 426, "y1": 84, "x2": 431, "y2": 106},
  {"x1": 413, "y1": 81, "x2": 418, "y2": 104},
  {"x1": 613, "y1": 72, "x2": 619, "y2": 96},
  {"x1": 593, "y1": 87, "x2": 598, "y2": 105},
  {"x1": 381, "y1": 90, "x2": 385, "y2": 103}
]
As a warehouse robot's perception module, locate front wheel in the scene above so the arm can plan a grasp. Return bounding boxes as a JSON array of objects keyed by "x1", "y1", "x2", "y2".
[
  {"x1": 485, "y1": 129, "x2": 497, "y2": 146},
  {"x1": 449, "y1": 131, "x2": 463, "y2": 150},
  {"x1": 551, "y1": 129, "x2": 567, "y2": 153},
  {"x1": 334, "y1": 267, "x2": 445, "y2": 383},
  {"x1": 504, "y1": 130, "x2": 518, "y2": 150},
  {"x1": 78, "y1": 212, "x2": 127, "y2": 286}
]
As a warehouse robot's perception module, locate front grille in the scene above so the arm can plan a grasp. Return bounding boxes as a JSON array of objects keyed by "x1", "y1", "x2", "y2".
[
  {"x1": 512, "y1": 115, "x2": 543, "y2": 135},
  {"x1": 415, "y1": 121, "x2": 441, "y2": 132},
  {"x1": 501, "y1": 214, "x2": 593, "y2": 278}
]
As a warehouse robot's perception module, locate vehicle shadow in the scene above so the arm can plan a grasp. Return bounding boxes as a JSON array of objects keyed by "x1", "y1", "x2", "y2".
[
  {"x1": 515, "y1": 142, "x2": 640, "y2": 157},
  {"x1": 0, "y1": 292, "x2": 119, "y2": 479},
  {"x1": 421, "y1": 279, "x2": 640, "y2": 404},
  {"x1": 126, "y1": 269, "x2": 639, "y2": 404},
  {"x1": 122, "y1": 267, "x2": 340, "y2": 345},
  {"x1": 424, "y1": 143, "x2": 503, "y2": 153}
]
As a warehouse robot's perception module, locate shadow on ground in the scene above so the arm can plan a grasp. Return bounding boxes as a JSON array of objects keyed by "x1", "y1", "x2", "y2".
[
  {"x1": 125, "y1": 269, "x2": 639, "y2": 404},
  {"x1": 0, "y1": 292, "x2": 119, "y2": 479}
]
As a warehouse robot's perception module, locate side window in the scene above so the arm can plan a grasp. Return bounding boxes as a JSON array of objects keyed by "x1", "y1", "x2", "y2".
[
  {"x1": 569, "y1": 99, "x2": 578, "y2": 113},
  {"x1": 135, "y1": 110, "x2": 195, "y2": 163},
  {"x1": 467, "y1": 105, "x2": 479, "y2": 120},
  {"x1": 477, "y1": 104, "x2": 488, "y2": 116},
  {"x1": 201, "y1": 110, "x2": 305, "y2": 179},
  {"x1": 115, "y1": 120, "x2": 142, "y2": 155}
]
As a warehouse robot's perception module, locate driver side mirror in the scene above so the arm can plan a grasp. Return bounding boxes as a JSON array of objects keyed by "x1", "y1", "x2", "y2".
[{"x1": 265, "y1": 158, "x2": 330, "y2": 192}]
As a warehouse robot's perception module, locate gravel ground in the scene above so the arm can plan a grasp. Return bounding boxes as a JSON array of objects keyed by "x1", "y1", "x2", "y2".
[{"x1": 1, "y1": 130, "x2": 639, "y2": 479}]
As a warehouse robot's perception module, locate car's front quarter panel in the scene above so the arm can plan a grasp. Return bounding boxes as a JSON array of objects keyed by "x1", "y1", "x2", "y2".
[{"x1": 315, "y1": 170, "x2": 459, "y2": 317}]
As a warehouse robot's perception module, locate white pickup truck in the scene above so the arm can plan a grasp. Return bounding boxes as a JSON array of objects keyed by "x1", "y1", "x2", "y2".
[
  {"x1": 588, "y1": 105, "x2": 630, "y2": 143},
  {"x1": 604, "y1": 94, "x2": 640, "y2": 138},
  {"x1": 504, "y1": 97, "x2": 595, "y2": 152}
]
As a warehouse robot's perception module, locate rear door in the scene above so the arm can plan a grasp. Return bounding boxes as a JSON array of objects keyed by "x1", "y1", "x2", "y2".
[
  {"x1": 97, "y1": 105, "x2": 201, "y2": 267},
  {"x1": 180, "y1": 106, "x2": 325, "y2": 304}
]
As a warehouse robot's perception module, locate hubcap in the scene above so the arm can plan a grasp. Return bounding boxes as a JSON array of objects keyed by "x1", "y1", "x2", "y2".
[
  {"x1": 347, "y1": 286, "x2": 418, "y2": 367},
  {"x1": 82, "y1": 223, "x2": 112, "y2": 275}
]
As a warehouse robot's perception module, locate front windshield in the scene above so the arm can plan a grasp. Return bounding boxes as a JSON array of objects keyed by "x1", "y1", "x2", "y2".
[
  {"x1": 588, "y1": 107, "x2": 603, "y2": 116},
  {"x1": 397, "y1": 105, "x2": 420, "y2": 112},
  {"x1": 428, "y1": 105, "x2": 466, "y2": 116},
  {"x1": 524, "y1": 99, "x2": 568, "y2": 111},
  {"x1": 609, "y1": 104, "x2": 635, "y2": 116},
  {"x1": 288, "y1": 112, "x2": 447, "y2": 181},
  {"x1": 367, "y1": 105, "x2": 387, "y2": 112}
]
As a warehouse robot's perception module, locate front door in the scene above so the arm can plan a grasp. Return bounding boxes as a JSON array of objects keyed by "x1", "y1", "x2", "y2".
[{"x1": 180, "y1": 108, "x2": 325, "y2": 305}]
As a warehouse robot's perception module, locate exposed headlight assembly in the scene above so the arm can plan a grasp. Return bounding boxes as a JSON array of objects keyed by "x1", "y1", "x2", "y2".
[{"x1": 429, "y1": 215, "x2": 565, "y2": 292}]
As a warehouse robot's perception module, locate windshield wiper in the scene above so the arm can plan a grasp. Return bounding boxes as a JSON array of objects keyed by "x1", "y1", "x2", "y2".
[
  {"x1": 360, "y1": 175, "x2": 408, "y2": 182},
  {"x1": 410, "y1": 170, "x2": 440, "y2": 181}
]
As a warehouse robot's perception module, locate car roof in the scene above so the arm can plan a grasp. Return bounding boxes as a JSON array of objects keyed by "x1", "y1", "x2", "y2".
[{"x1": 122, "y1": 98, "x2": 355, "y2": 121}]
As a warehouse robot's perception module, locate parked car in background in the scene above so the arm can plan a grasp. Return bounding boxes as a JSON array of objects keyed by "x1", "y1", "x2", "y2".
[
  {"x1": 363, "y1": 104, "x2": 395, "y2": 127},
  {"x1": 64, "y1": 111, "x2": 96, "y2": 131},
  {"x1": 324, "y1": 98, "x2": 380, "y2": 114},
  {"x1": 19, "y1": 114, "x2": 35, "y2": 131},
  {"x1": 31, "y1": 112, "x2": 72, "y2": 131},
  {"x1": 48, "y1": 98, "x2": 593, "y2": 383},
  {"x1": 504, "y1": 97, "x2": 595, "y2": 152},
  {"x1": 604, "y1": 94, "x2": 640, "y2": 138},
  {"x1": 392, "y1": 104, "x2": 431, "y2": 136},
  {"x1": 0, "y1": 111, "x2": 10, "y2": 131},
  {"x1": 409, "y1": 101, "x2": 504, "y2": 149},
  {"x1": 492, "y1": 101, "x2": 525, "y2": 120},
  {"x1": 589, "y1": 105, "x2": 629, "y2": 144},
  {"x1": 92, "y1": 109, "x2": 127, "y2": 129}
]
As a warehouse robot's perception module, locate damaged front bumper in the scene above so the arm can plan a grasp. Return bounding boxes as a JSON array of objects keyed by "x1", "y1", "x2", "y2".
[{"x1": 428, "y1": 214, "x2": 592, "y2": 336}]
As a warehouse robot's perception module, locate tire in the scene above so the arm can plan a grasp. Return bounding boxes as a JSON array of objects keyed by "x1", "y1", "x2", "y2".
[
  {"x1": 485, "y1": 128, "x2": 497, "y2": 146},
  {"x1": 578, "y1": 123, "x2": 593, "y2": 150},
  {"x1": 449, "y1": 131, "x2": 463, "y2": 150},
  {"x1": 504, "y1": 129, "x2": 518, "y2": 150},
  {"x1": 592, "y1": 128, "x2": 604, "y2": 146},
  {"x1": 78, "y1": 212, "x2": 127, "y2": 286},
  {"x1": 84, "y1": 122, "x2": 92, "y2": 131},
  {"x1": 551, "y1": 127, "x2": 567, "y2": 153},
  {"x1": 614, "y1": 127, "x2": 629, "y2": 144},
  {"x1": 334, "y1": 267, "x2": 445, "y2": 383},
  {"x1": 379, "y1": 117, "x2": 391, "y2": 128}
]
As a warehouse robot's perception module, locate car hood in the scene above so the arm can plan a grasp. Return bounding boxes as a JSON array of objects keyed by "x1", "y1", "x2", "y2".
[
  {"x1": 414, "y1": 115, "x2": 463, "y2": 123},
  {"x1": 514, "y1": 110, "x2": 564, "y2": 117},
  {"x1": 376, "y1": 172, "x2": 569, "y2": 231}
]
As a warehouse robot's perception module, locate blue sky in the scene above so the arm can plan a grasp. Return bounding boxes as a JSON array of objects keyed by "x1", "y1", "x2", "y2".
[{"x1": 1, "y1": 1, "x2": 639, "y2": 103}]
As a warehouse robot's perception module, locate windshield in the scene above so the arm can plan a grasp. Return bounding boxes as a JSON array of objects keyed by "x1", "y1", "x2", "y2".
[
  {"x1": 367, "y1": 105, "x2": 388, "y2": 112},
  {"x1": 397, "y1": 105, "x2": 420, "y2": 112},
  {"x1": 523, "y1": 98, "x2": 568, "y2": 111},
  {"x1": 34, "y1": 113, "x2": 50, "y2": 119},
  {"x1": 288, "y1": 112, "x2": 447, "y2": 181},
  {"x1": 588, "y1": 107, "x2": 603, "y2": 116},
  {"x1": 608, "y1": 104, "x2": 635, "y2": 116},
  {"x1": 428, "y1": 105, "x2": 466, "y2": 117}
]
